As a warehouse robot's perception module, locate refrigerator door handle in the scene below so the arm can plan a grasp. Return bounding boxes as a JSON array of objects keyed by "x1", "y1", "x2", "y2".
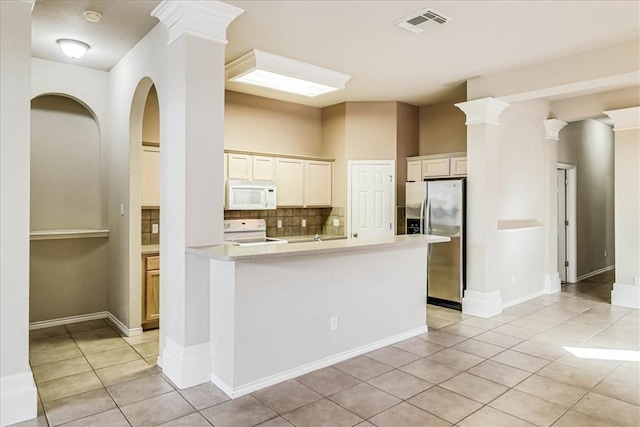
[{"x1": 419, "y1": 196, "x2": 426, "y2": 234}]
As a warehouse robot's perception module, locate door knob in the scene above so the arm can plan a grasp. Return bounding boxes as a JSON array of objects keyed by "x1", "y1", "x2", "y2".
[{"x1": 353, "y1": 233, "x2": 358, "y2": 238}]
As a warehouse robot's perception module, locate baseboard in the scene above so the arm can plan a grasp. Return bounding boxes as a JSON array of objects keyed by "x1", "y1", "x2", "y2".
[
  {"x1": 611, "y1": 281, "x2": 640, "y2": 309},
  {"x1": 544, "y1": 272, "x2": 561, "y2": 294},
  {"x1": 462, "y1": 290, "x2": 502, "y2": 318},
  {"x1": 29, "y1": 311, "x2": 142, "y2": 337},
  {"x1": 0, "y1": 372, "x2": 37, "y2": 427},
  {"x1": 162, "y1": 338, "x2": 211, "y2": 389},
  {"x1": 502, "y1": 289, "x2": 547, "y2": 309},
  {"x1": 211, "y1": 325, "x2": 428, "y2": 399},
  {"x1": 577, "y1": 265, "x2": 615, "y2": 282}
]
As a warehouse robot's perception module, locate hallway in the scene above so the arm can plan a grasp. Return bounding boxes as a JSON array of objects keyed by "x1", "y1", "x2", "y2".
[{"x1": 15, "y1": 271, "x2": 639, "y2": 426}]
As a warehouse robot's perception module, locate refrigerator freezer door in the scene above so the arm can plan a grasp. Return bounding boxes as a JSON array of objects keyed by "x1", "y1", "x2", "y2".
[
  {"x1": 426, "y1": 179, "x2": 464, "y2": 305},
  {"x1": 405, "y1": 182, "x2": 427, "y2": 234}
]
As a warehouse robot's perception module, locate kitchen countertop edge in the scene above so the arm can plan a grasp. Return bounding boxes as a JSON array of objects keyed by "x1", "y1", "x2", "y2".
[
  {"x1": 187, "y1": 234, "x2": 449, "y2": 262},
  {"x1": 141, "y1": 244, "x2": 160, "y2": 255}
]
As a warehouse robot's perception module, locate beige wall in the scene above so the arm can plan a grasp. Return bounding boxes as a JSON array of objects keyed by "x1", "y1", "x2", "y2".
[
  {"x1": 558, "y1": 119, "x2": 615, "y2": 277},
  {"x1": 30, "y1": 239, "x2": 109, "y2": 322},
  {"x1": 550, "y1": 86, "x2": 640, "y2": 122},
  {"x1": 225, "y1": 91, "x2": 323, "y2": 157},
  {"x1": 396, "y1": 102, "x2": 419, "y2": 206},
  {"x1": 419, "y1": 102, "x2": 467, "y2": 155},
  {"x1": 142, "y1": 85, "x2": 159, "y2": 144},
  {"x1": 322, "y1": 103, "x2": 347, "y2": 207},
  {"x1": 344, "y1": 101, "x2": 397, "y2": 160}
]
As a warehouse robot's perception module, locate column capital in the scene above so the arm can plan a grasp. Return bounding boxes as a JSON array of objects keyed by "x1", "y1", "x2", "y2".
[
  {"x1": 543, "y1": 119, "x2": 567, "y2": 140},
  {"x1": 152, "y1": 0, "x2": 244, "y2": 46},
  {"x1": 455, "y1": 97, "x2": 510, "y2": 126},
  {"x1": 605, "y1": 106, "x2": 640, "y2": 131}
]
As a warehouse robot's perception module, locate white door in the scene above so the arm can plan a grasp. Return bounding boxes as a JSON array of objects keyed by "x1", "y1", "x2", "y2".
[
  {"x1": 349, "y1": 161, "x2": 394, "y2": 239},
  {"x1": 557, "y1": 169, "x2": 567, "y2": 282}
]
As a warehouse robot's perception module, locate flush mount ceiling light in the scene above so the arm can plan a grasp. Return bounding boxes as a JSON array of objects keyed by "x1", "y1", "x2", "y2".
[
  {"x1": 57, "y1": 39, "x2": 90, "y2": 59},
  {"x1": 225, "y1": 50, "x2": 351, "y2": 97},
  {"x1": 83, "y1": 10, "x2": 102, "y2": 23}
]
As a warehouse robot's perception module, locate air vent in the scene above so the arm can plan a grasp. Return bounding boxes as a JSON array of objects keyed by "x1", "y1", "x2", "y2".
[{"x1": 396, "y1": 8, "x2": 451, "y2": 34}]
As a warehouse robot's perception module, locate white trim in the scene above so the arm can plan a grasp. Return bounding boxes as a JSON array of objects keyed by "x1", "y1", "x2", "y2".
[
  {"x1": 544, "y1": 272, "x2": 561, "y2": 294},
  {"x1": 151, "y1": 0, "x2": 244, "y2": 46},
  {"x1": 577, "y1": 265, "x2": 615, "y2": 282},
  {"x1": 543, "y1": 119, "x2": 568, "y2": 141},
  {"x1": 454, "y1": 97, "x2": 510, "y2": 126},
  {"x1": 557, "y1": 163, "x2": 577, "y2": 283},
  {"x1": 462, "y1": 290, "x2": 502, "y2": 318},
  {"x1": 605, "y1": 106, "x2": 640, "y2": 131},
  {"x1": 161, "y1": 337, "x2": 211, "y2": 389},
  {"x1": 611, "y1": 281, "x2": 640, "y2": 309},
  {"x1": 28, "y1": 311, "x2": 142, "y2": 337},
  {"x1": 346, "y1": 160, "x2": 396, "y2": 241},
  {"x1": 210, "y1": 325, "x2": 428, "y2": 399},
  {"x1": 0, "y1": 372, "x2": 37, "y2": 427},
  {"x1": 502, "y1": 289, "x2": 547, "y2": 309}
]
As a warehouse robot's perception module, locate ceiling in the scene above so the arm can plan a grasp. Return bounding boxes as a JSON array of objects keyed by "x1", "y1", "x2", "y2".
[{"x1": 31, "y1": 0, "x2": 640, "y2": 108}]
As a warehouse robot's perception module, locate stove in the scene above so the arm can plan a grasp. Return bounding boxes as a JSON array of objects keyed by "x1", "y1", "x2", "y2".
[{"x1": 223, "y1": 219, "x2": 288, "y2": 246}]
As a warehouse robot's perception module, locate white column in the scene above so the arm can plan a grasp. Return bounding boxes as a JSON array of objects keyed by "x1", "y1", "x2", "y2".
[
  {"x1": 455, "y1": 98, "x2": 510, "y2": 317},
  {"x1": 152, "y1": 0, "x2": 243, "y2": 388},
  {"x1": 605, "y1": 106, "x2": 640, "y2": 309},
  {"x1": 0, "y1": 1, "x2": 37, "y2": 426},
  {"x1": 543, "y1": 119, "x2": 567, "y2": 294}
]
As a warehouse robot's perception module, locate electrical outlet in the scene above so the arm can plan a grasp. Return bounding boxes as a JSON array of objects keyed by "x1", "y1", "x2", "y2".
[
  {"x1": 277, "y1": 219, "x2": 282, "y2": 228},
  {"x1": 333, "y1": 219, "x2": 339, "y2": 227},
  {"x1": 330, "y1": 316, "x2": 338, "y2": 331},
  {"x1": 302, "y1": 219, "x2": 307, "y2": 227},
  {"x1": 152, "y1": 223, "x2": 159, "y2": 234}
]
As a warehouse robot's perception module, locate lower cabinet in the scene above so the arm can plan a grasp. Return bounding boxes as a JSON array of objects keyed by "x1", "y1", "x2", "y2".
[{"x1": 142, "y1": 253, "x2": 160, "y2": 330}]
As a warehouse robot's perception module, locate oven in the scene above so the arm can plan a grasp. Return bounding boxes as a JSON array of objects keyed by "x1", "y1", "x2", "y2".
[{"x1": 223, "y1": 219, "x2": 287, "y2": 246}]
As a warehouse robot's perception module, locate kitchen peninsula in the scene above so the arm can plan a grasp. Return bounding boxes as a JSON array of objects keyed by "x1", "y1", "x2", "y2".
[{"x1": 187, "y1": 234, "x2": 449, "y2": 398}]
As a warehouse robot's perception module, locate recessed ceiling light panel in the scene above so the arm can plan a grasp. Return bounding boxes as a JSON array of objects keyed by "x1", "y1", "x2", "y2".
[{"x1": 226, "y1": 50, "x2": 351, "y2": 97}]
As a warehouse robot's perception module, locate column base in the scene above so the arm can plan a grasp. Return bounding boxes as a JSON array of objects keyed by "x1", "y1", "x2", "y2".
[
  {"x1": 1, "y1": 372, "x2": 37, "y2": 427},
  {"x1": 544, "y1": 272, "x2": 561, "y2": 294},
  {"x1": 611, "y1": 279, "x2": 640, "y2": 309},
  {"x1": 161, "y1": 337, "x2": 211, "y2": 389},
  {"x1": 462, "y1": 290, "x2": 502, "y2": 318}
]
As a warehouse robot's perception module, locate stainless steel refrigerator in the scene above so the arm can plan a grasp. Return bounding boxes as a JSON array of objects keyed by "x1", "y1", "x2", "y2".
[{"x1": 406, "y1": 179, "x2": 465, "y2": 310}]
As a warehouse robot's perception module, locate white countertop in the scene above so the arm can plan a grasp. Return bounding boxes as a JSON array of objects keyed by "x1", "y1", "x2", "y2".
[
  {"x1": 187, "y1": 234, "x2": 450, "y2": 261},
  {"x1": 284, "y1": 234, "x2": 347, "y2": 243},
  {"x1": 141, "y1": 244, "x2": 160, "y2": 255}
]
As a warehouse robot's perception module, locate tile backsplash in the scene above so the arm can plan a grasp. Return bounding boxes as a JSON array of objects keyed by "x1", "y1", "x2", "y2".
[
  {"x1": 224, "y1": 207, "x2": 345, "y2": 237},
  {"x1": 142, "y1": 208, "x2": 160, "y2": 245}
]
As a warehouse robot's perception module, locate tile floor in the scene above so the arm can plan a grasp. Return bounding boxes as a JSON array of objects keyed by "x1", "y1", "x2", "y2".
[{"x1": 13, "y1": 270, "x2": 640, "y2": 427}]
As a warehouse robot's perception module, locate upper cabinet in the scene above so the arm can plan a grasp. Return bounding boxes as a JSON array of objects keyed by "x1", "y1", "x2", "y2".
[
  {"x1": 224, "y1": 150, "x2": 333, "y2": 208},
  {"x1": 142, "y1": 145, "x2": 160, "y2": 206},
  {"x1": 406, "y1": 152, "x2": 467, "y2": 181}
]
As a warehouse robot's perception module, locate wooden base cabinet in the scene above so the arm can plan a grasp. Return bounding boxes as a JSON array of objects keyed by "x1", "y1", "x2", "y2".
[{"x1": 142, "y1": 253, "x2": 160, "y2": 330}]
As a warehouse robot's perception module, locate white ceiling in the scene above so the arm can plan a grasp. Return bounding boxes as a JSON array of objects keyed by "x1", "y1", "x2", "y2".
[{"x1": 31, "y1": 1, "x2": 640, "y2": 108}]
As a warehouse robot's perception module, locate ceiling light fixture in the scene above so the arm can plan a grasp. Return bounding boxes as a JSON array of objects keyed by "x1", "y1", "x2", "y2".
[
  {"x1": 225, "y1": 49, "x2": 351, "y2": 97},
  {"x1": 56, "y1": 39, "x2": 90, "y2": 59},
  {"x1": 83, "y1": 10, "x2": 102, "y2": 23}
]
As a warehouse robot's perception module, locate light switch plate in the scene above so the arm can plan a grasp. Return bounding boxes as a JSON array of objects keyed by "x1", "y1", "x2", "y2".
[{"x1": 333, "y1": 219, "x2": 339, "y2": 227}]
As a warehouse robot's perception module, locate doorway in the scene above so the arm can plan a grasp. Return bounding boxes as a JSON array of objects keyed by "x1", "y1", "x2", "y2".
[
  {"x1": 557, "y1": 163, "x2": 577, "y2": 283},
  {"x1": 347, "y1": 160, "x2": 395, "y2": 239}
]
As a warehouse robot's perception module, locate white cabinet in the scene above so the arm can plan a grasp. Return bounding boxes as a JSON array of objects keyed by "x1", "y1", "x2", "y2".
[
  {"x1": 406, "y1": 153, "x2": 467, "y2": 180},
  {"x1": 141, "y1": 146, "x2": 160, "y2": 206},
  {"x1": 275, "y1": 158, "x2": 305, "y2": 206},
  {"x1": 227, "y1": 153, "x2": 253, "y2": 180},
  {"x1": 422, "y1": 159, "x2": 450, "y2": 178},
  {"x1": 451, "y1": 157, "x2": 467, "y2": 176},
  {"x1": 407, "y1": 160, "x2": 422, "y2": 182},
  {"x1": 305, "y1": 160, "x2": 332, "y2": 207},
  {"x1": 276, "y1": 158, "x2": 332, "y2": 207},
  {"x1": 252, "y1": 156, "x2": 275, "y2": 181}
]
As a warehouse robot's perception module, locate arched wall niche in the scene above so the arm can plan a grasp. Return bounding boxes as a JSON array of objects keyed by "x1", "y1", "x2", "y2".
[{"x1": 30, "y1": 93, "x2": 102, "y2": 230}]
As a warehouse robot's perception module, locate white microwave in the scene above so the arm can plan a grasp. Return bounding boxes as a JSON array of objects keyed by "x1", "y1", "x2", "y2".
[{"x1": 226, "y1": 180, "x2": 277, "y2": 210}]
